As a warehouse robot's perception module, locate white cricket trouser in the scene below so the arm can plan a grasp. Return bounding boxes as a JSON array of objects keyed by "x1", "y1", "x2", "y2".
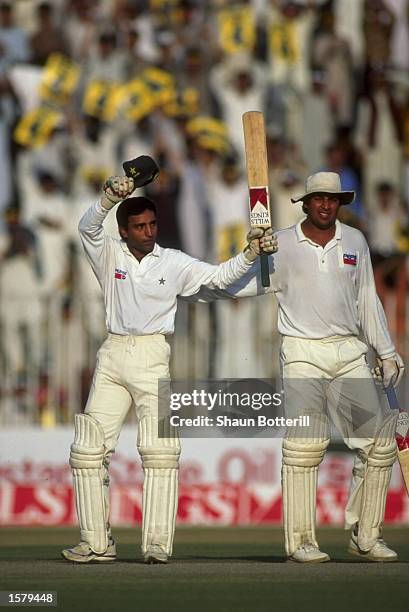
[
  {"x1": 281, "y1": 335, "x2": 397, "y2": 535},
  {"x1": 85, "y1": 333, "x2": 180, "y2": 555}
]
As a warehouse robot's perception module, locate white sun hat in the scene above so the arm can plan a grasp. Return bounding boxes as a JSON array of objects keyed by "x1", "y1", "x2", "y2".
[{"x1": 291, "y1": 172, "x2": 355, "y2": 205}]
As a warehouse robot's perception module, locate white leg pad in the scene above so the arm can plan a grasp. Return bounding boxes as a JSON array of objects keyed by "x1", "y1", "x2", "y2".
[
  {"x1": 282, "y1": 438, "x2": 330, "y2": 556},
  {"x1": 69, "y1": 414, "x2": 108, "y2": 554},
  {"x1": 138, "y1": 417, "x2": 180, "y2": 557},
  {"x1": 357, "y1": 415, "x2": 398, "y2": 552}
]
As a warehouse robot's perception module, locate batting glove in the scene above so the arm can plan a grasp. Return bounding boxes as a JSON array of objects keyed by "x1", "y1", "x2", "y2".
[
  {"x1": 243, "y1": 227, "x2": 278, "y2": 263},
  {"x1": 101, "y1": 176, "x2": 135, "y2": 210},
  {"x1": 372, "y1": 354, "x2": 405, "y2": 389}
]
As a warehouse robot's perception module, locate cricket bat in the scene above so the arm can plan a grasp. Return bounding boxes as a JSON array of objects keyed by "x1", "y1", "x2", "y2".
[
  {"x1": 242, "y1": 111, "x2": 272, "y2": 288},
  {"x1": 385, "y1": 385, "x2": 409, "y2": 496}
]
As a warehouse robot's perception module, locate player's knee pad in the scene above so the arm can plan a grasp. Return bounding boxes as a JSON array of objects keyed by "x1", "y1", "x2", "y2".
[
  {"x1": 70, "y1": 413, "x2": 105, "y2": 469},
  {"x1": 139, "y1": 446, "x2": 180, "y2": 470},
  {"x1": 367, "y1": 441, "x2": 397, "y2": 468},
  {"x1": 282, "y1": 438, "x2": 329, "y2": 468},
  {"x1": 69, "y1": 414, "x2": 108, "y2": 554}
]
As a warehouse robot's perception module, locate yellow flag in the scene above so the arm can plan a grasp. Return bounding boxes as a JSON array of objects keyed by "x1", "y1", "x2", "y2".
[
  {"x1": 82, "y1": 80, "x2": 119, "y2": 122},
  {"x1": 39, "y1": 53, "x2": 80, "y2": 106},
  {"x1": 269, "y1": 21, "x2": 299, "y2": 63},
  {"x1": 113, "y1": 78, "x2": 154, "y2": 122},
  {"x1": 217, "y1": 223, "x2": 247, "y2": 262},
  {"x1": 218, "y1": 6, "x2": 256, "y2": 54},
  {"x1": 81, "y1": 167, "x2": 114, "y2": 185},
  {"x1": 163, "y1": 87, "x2": 199, "y2": 118},
  {"x1": 186, "y1": 116, "x2": 230, "y2": 153},
  {"x1": 141, "y1": 67, "x2": 175, "y2": 106},
  {"x1": 14, "y1": 106, "x2": 63, "y2": 148},
  {"x1": 149, "y1": 0, "x2": 182, "y2": 24}
]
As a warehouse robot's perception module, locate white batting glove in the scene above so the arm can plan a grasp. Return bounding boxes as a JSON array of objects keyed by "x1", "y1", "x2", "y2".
[
  {"x1": 373, "y1": 354, "x2": 405, "y2": 389},
  {"x1": 243, "y1": 227, "x2": 278, "y2": 263},
  {"x1": 101, "y1": 176, "x2": 135, "y2": 210}
]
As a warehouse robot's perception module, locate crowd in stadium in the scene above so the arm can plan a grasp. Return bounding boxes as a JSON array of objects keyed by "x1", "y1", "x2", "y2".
[{"x1": 0, "y1": 0, "x2": 408, "y2": 423}]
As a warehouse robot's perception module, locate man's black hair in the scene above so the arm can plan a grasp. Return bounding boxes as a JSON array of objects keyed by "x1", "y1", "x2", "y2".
[{"x1": 116, "y1": 196, "x2": 157, "y2": 228}]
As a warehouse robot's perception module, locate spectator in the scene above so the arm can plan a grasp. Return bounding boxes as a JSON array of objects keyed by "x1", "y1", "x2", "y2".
[
  {"x1": 0, "y1": 207, "x2": 42, "y2": 376},
  {"x1": 84, "y1": 30, "x2": 128, "y2": 85},
  {"x1": 312, "y1": 5, "x2": 354, "y2": 128},
  {"x1": 301, "y1": 70, "x2": 335, "y2": 173},
  {"x1": 363, "y1": 0, "x2": 394, "y2": 67},
  {"x1": 368, "y1": 182, "x2": 408, "y2": 311},
  {"x1": 355, "y1": 67, "x2": 403, "y2": 210},
  {"x1": 0, "y1": 2, "x2": 29, "y2": 74},
  {"x1": 20, "y1": 169, "x2": 69, "y2": 297},
  {"x1": 30, "y1": 2, "x2": 69, "y2": 66},
  {"x1": 64, "y1": 0, "x2": 98, "y2": 61},
  {"x1": 209, "y1": 52, "x2": 266, "y2": 163}
]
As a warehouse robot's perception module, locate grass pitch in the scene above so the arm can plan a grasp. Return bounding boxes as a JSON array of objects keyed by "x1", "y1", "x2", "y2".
[{"x1": 0, "y1": 527, "x2": 408, "y2": 612}]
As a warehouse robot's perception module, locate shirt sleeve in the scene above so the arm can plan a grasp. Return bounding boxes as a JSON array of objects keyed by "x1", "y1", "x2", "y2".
[
  {"x1": 357, "y1": 242, "x2": 396, "y2": 359},
  {"x1": 179, "y1": 256, "x2": 274, "y2": 300},
  {"x1": 178, "y1": 251, "x2": 257, "y2": 297},
  {"x1": 78, "y1": 199, "x2": 112, "y2": 283}
]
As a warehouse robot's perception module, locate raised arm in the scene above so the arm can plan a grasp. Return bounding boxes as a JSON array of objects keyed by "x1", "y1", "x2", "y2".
[
  {"x1": 78, "y1": 175, "x2": 135, "y2": 278},
  {"x1": 180, "y1": 228, "x2": 277, "y2": 297}
]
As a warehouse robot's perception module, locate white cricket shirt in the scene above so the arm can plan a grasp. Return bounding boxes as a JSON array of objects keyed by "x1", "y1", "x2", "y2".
[
  {"x1": 78, "y1": 200, "x2": 253, "y2": 336},
  {"x1": 223, "y1": 220, "x2": 396, "y2": 359}
]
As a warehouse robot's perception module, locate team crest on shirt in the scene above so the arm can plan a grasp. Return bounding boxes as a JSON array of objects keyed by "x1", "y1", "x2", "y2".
[
  {"x1": 114, "y1": 268, "x2": 127, "y2": 280},
  {"x1": 343, "y1": 253, "x2": 357, "y2": 266}
]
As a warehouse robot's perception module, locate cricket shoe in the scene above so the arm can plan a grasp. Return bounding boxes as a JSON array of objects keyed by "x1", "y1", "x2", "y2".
[
  {"x1": 143, "y1": 545, "x2": 168, "y2": 564},
  {"x1": 348, "y1": 533, "x2": 397, "y2": 562},
  {"x1": 288, "y1": 543, "x2": 330, "y2": 563},
  {"x1": 61, "y1": 539, "x2": 116, "y2": 563}
]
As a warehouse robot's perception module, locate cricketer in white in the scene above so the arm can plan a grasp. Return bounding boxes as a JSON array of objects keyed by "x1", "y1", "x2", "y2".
[
  {"x1": 198, "y1": 172, "x2": 404, "y2": 563},
  {"x1": 62, "y1": 173, "x2": 277, "y2": 564}
]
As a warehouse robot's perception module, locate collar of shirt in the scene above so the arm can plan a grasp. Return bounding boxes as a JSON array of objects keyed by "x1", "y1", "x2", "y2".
[
  {"x1": 119, "y1": 240, "x2": 162, "y2": 259},
  {"x1": 295, "y1": 219, "x2": 342, "y2": 245}
]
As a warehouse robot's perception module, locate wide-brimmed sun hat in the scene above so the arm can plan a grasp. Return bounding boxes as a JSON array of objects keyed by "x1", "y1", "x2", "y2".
[{"x1": 291, "y1": 172, "x2": 355, "y2": 205}]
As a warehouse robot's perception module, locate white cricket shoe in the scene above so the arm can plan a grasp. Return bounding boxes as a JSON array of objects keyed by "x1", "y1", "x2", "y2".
[
  {"x1": 61, "y1": 539, "x2": 117, "y2": 563},
  {"x1": 143, "y1": 545, "x2": 168, "y2": 564},
  {"x1": 288, "y1": 543, "x2": 330, "y2": 563},
  {"x1": 348, "y1": 533, "x2": 397, "y2": 562}
]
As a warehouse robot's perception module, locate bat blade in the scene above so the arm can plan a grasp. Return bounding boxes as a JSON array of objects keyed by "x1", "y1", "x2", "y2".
[
  {"x1": 242, "y1": 111, "x2": 271, "y2": 287},
  {"x1": 385, "y1": 386, "x2": 409, "y2": 496}
]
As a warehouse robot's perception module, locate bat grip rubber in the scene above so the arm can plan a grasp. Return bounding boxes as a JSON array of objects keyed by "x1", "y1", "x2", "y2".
[{"x1": 260, "y1": 251, "x2": 270, "y2": 287}]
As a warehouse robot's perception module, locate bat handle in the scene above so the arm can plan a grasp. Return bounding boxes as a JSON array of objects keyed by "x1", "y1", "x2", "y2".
[{"x1": 260, "y1": 251, "x2": 270, "y2": 287}]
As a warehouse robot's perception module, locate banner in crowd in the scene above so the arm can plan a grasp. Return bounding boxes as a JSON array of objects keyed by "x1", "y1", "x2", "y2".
[{"x1": 0, "y1": 428, "x2": 408, "y2": 526}]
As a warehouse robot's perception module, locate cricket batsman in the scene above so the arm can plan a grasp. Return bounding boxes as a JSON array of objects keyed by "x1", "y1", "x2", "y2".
[
  {"x1": 215, "y1": 172, "x2": 404, "y2": 562},
  {"x1": 62, "y1": 159, "x2": 277, "y2": 563}
]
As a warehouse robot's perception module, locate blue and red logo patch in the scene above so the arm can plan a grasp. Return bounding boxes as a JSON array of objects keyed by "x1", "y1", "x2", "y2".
[
  {"x1": 114, "y1": 268, "x2": 127, "y2": 280},
  {"x1": 343, "y1": 253, "x2": 357, "y2": 266}
]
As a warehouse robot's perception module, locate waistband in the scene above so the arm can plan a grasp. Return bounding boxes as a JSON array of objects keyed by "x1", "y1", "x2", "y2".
[
  {"x1": 107, "y1": 333, "x2": 166, "y2": 344},
  {"x1": 283, "y1": 335, "x2": 357, "y2": 345}
]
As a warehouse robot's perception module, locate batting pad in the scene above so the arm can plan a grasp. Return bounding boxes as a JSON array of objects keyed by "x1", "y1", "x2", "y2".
[
  {"x1": 138, "y1": 415, "x2": 180, "y2": 556},
  {"x1": 357, "y1": 414, "x2": 398, "y2": 552},
  {"x1": 282, "y1": 438, "x2": 329, "y2": 556},
  {"x1": 69, "y1": 414, "x2": 108, "y2": 554}
]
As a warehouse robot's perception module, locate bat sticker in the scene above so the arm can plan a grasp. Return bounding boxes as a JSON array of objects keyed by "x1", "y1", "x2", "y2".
[{"x1": 249, "y1": 187, "x2": 270, "y2": 225}]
